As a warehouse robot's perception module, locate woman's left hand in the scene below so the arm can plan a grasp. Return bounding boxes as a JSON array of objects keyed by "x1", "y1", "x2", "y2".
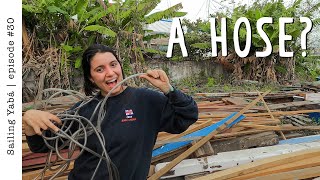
[{"x1": 139, "y1": 69, "x2": 172, "y2": 94}]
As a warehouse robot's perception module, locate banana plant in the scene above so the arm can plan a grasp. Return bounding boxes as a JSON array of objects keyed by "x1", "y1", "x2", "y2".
[
  {"x1": 23, "y1": 0, "x2": 107, "y2": 67},
  {"x1": 82, "y1": 0, "x2": 187, "y2": 75},
  {"x1": 23, "y1": 0, "x2": 187, "y2": 75}
]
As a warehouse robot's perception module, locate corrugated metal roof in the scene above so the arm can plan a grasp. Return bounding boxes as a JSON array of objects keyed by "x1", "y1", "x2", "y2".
[{"x1": 145, "y1": 19, "x2": 172, "y2": 35}]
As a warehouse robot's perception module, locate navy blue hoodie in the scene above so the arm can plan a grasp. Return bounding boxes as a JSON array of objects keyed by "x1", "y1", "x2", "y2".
[{"x1": 26, "y1": 87, "x2": 198, "y2": 180}]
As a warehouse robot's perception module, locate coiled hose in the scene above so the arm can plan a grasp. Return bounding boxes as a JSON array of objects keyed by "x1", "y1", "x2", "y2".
[{"x1": 34, "y1": 73, "x2": 146, "y2": 180}]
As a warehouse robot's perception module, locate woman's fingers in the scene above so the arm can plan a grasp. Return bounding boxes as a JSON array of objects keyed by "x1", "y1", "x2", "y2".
[
  {"x1": 146, "y1": 69, "x2": 160, "y2": 79},
  {"x1": 48, "y1": 113, "x2": 62, "y2": 125},
  {"x1": 44, "y1": 118, "x2": 60, "y2": 132},
  {"x1": 140, "y1": 69, "x2": 171, "y2": 93},
  {"x1": 33, "y1": 126, "x2": 42, "y2": 136},
  {"x1": 144, "y1": 69, "x2": 168, "y2": 82},
  {"x1": 158, "y1": 70, "x2": 169, "y2": 82},
  {"x1": 38, "y1": 121, "x2": 48, "y2": 131},
  {"x1": 140, "y1": 74, "x2": 153, "y2": 82},
  {"x1": 23, "y1": 110, "x2": 61, "y2": 135}
]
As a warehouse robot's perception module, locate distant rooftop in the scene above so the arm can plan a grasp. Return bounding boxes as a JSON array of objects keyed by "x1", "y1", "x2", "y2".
[{"x1": 145, "y1": 19, "x2": 172, "y2": 35}]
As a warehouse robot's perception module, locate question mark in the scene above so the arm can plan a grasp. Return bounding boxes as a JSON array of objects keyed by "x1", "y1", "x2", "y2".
[{"x1": 300, "y1": 17, "x2": 313, "y2": 57}]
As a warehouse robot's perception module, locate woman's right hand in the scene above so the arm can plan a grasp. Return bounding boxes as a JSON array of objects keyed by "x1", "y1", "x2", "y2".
[{"x1": 23, "y1": 110, "x2": 62, "y2": 136}]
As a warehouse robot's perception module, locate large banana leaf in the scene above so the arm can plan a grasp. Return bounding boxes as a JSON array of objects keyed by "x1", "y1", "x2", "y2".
[
  {"x1": 84, "y1": 25, "x2": 116, "y2": 37},
  {"x1": 145, "y1": 3, "x2": 185, "y2": 24},
  {"x1": 47, "y1": 6, "x2": 68, "y2": 16},
  {"x1": 74, "y1": 0, "x2": 89, "y2": 16}
]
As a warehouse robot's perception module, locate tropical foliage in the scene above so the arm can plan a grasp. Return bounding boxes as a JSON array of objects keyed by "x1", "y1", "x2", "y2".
[{"x1": 22, "y1": 0, "x2": 186, "y2": 101}]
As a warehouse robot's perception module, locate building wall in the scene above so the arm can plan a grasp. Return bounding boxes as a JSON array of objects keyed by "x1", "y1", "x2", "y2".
[{"x1": 145, "y1": 59, "x2": 228, "y2": 81}]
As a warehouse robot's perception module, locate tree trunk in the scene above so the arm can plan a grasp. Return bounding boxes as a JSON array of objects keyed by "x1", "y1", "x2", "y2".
[{"x1": 22, "y1": 17, "x2": 30, "y2": 48}]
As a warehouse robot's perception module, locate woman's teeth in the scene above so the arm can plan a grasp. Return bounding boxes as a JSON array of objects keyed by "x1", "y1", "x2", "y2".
[{"x1": 106, "y1": 79, "x2": 117, "y2": 87}]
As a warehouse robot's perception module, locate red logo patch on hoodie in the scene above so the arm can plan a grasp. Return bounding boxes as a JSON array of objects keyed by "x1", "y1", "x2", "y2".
[{"x1": 122, "y1": 109, "x2": 136, "y2": 122}]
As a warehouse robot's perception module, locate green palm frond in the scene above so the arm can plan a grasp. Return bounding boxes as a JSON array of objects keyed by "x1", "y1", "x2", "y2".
[
  {"x1": 84, "y1": 25, "x2": 116, "y2": 37},
  {"x1": 145, "y1": 3, "x2": 185, "y2": 24}
]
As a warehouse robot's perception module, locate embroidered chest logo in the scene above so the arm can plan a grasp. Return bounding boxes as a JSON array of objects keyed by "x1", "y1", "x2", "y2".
[{"x1": 122, "y1": 109, "x2": 137, "y2": 122}]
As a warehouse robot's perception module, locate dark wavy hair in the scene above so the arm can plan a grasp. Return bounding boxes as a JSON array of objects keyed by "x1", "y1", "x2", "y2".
[{"x1": 82, "y1": 44, "x2": 124, "y2": 96}]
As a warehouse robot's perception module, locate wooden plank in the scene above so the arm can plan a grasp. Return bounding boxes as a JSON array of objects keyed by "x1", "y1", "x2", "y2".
[
  {"x1": 197, "y1": 101, "x2": 225, "y2": 106},
  {"x1": 192, "y1": 141, "x2": 214, "y2": 158},
  {"x1": 199, "y1": 109, "x2": 320, "y2": 119},
  {"x1": 222, "y1": 97, "x2": 249, "y2": 105},
  {"x1": 229, "y1": 155, "x2": 320, "y2": 180},
  {"x1": 237, "y1": 124, "x2": 320, "y2": 131},
  {"x1": 22, "y1": 162, "x2": 73, "y2": 180},
  {"x1": 193, "y1": 147, "x2": 320, "y2": 180},
  {"x1": 148, "y1": 91, "x2": 270, "y2": 180},
  {"x1": 185, "y1": 172, "x2": 210, "y2": 180},
  {"x1": 255, "y1": 101, "x2": 320, "y2": 111},
  {"x1": 257, "y1": 91, "x2": 286, "y2": 140},
  {"x1": 148, "y1": 165, "x2": 155, "y2": 177},
  {"x1": 23, "y1": 150, "x2": 79, "y2": 167},
  {"x1": 196, "y1": 119, "x2": 280, "y2": 125},
  {"x1": 247, "y1": 166, "x2": 320, "y2": 180}
]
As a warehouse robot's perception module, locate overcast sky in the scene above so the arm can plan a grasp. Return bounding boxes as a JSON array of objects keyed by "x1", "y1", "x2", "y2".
[{"x1": 152, "y1": 0, "x2": 294, "y2": 21}]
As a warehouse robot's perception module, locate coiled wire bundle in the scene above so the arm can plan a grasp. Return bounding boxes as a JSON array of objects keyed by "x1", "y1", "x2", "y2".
[{"x1": 34, "y1": 73, "x2": 146, "y2": 180}]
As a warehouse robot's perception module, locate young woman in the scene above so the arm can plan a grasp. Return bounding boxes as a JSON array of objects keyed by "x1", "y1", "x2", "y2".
[{"x1": 23, "y1": 44, "x2": 198, "y2": 180}]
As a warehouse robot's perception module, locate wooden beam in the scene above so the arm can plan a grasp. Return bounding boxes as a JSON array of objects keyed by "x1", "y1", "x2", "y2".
[
  {"x1": 199, "y1": 109, "x2": 320, "y2": 119},
  {"x1": 192, "y1": 140, "x2": 214, "y2": 158},
  {"x1": 237, "y1": 124, "x2": 320, "y2": 131},
  {"x1": 247, "y1": 166, "x2": 320, "y2": 180},
  {"x1": 257, "y1": 91, "x2": 286, "y2": 140},
  {"x1": 229, "y1": 155, "x2": 320, "y2": 180},
  {"x1": 22, "y1": 162, "x2": 73, "y2": 180}
]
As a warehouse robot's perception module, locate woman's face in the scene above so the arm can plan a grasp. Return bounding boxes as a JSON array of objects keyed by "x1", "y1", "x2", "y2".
[{"x1": 89, "y1": 52, "x2": 124, "y2": 96}]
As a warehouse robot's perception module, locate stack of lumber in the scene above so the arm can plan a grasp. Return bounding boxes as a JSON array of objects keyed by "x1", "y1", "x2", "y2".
[
  {"x1": 279, "y1": 85, "x2": 302, "y2": 92},
  {"x1": 148, "y1": 92, "x2": 320, "y2": 179},
  {"x1": 154, "y1": 140, "x2": 320, "y2": 179},
  {"x1": 151, "y1": 108, "x2": 320, "y2": 164},
  {"x1": 302, "y1": 81, "x2": 320, "y2": 92},
  {"x1": 22, "y1": 92, "x2": 320, "y2": 180},
  {"x1": 194, "y1": 91, "x2": 301, "y2": 102},
  {"x1": 193, "y1": 147, "x2": 320, "y2": 180}
]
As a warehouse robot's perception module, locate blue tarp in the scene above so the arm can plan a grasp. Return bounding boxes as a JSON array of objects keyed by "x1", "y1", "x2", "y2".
[
  {"x1": 152, "y1": 112, "x2": 246, "y2": 157},
  {"x1": 279, "y1": 134, "x2": 320, "y2": 145}
]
